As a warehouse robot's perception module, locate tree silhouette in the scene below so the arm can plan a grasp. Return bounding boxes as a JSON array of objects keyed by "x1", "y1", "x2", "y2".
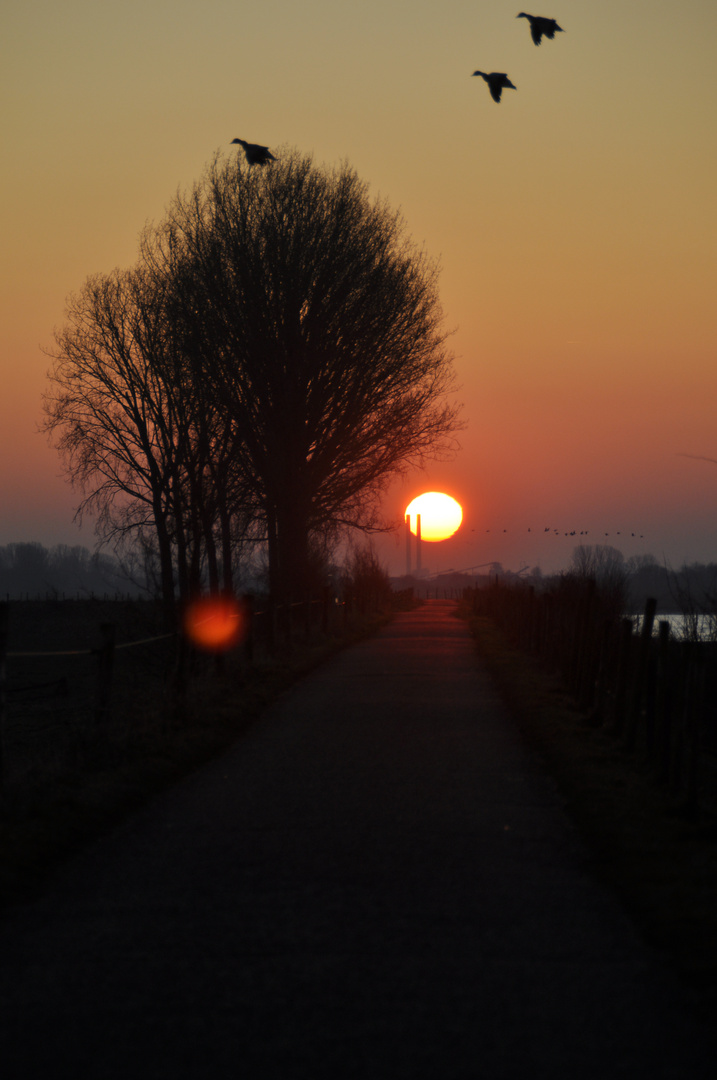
[
  {"x1": 159, "y1": 149, "x2": 462, "y2": 601},
  {"x1": 44, "y1": 150, "x2": 461, "y2": 608},
  {"x1": 44, "y1": 269, "x2": 180, "y2": 615},
  {"x1": 43, "y1": 265, "x2": 261, "y2": 619}
]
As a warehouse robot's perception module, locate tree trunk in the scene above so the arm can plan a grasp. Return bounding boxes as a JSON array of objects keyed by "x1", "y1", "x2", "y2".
[
  {"x1": 219, "y1": 504, "x2": 234, "y2": 595},
  {"x1": 203, "y1": 511, "x2": 220, "y2": 594},
  {"x1": 273, "y1": 491, "x2": 311, "y2": 604},
  {"x1": 266, "y1": 503, "x2": 279, "y2": 600},
  {"x1": 150, "y1": 488, "x2": 176, "y2": 626}
]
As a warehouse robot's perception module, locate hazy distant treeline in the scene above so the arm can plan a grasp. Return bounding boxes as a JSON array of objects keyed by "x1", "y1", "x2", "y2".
[
  {"x1": 0, "y1": 542, "x2": 139, "y2": 599},
  {"x1": 626, "y1": 558, "x2": 717, "y2": 615},
  {"x1": 399, "y1": 545, "x2": 717, "y2": 617},
  {"x1": 4, "y1": 540, "x2": 716, "y2": 614}
]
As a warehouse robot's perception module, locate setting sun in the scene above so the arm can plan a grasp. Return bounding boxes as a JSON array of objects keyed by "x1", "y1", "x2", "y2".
[{"x1": 405, "y1": 492, "x2": 463, "y2": 542}]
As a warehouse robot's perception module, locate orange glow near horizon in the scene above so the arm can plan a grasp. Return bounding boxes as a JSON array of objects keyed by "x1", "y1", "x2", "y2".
[
  {"x1": 183, "y1": 595, "x2": 245, "y2": 652},
  {"x1": 406, "y1": 492, "x2": 463, "y2": 542},
  {"x1": 2, "y1": 3, "x2": 717, "y2": 573}
]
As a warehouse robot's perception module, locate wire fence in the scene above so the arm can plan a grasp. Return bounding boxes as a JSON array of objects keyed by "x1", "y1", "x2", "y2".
[
  {"x1": 0, "y1": 600, "x2": 175, "y2": 792},
  {"x1": 0, "y1": 590, "x2": 380, "y2": 799},
  {"x1": 466, "y1": 580, "x2": 717, "y2": 815}
]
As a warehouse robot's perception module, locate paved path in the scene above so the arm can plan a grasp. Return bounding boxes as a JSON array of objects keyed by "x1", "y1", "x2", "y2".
[{"x1": 1, "y1": 601, "x2": 714, "y2": 1078}]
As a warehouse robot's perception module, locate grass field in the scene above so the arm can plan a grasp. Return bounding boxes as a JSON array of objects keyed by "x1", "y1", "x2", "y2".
[{"x1": 0, "y1": 597, "x2": 394, "y2": 905}]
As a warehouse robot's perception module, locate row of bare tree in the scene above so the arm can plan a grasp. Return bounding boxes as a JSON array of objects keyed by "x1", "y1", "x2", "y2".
[
  {"x1": 0, "y1": 542, "x2": 130, "y2": 599},
  {"x1": 43, "y1": 151, "x2": 461, "y2": 621}
]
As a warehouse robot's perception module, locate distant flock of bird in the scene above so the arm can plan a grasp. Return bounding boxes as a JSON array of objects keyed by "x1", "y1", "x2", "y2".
[
  {"x1": 472, "y1": 12, "x2": 565, "y2": 102},
  {"x1": 231, "y1": 12, "x2": 566, "y2": 165},
  {"x1": 475, "y1": 529, "x2": 646, "y2": 539}
]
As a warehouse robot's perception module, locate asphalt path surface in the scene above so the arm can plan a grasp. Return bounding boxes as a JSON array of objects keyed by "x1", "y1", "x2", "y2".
[{"x1": 1, "y1": 600, "x2": 715, "y2": 1078}]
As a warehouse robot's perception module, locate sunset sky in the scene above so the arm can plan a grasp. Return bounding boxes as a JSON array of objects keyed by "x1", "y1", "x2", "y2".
[{"x1": 2, "y1": 0, "x2": 716, "y2": 577}]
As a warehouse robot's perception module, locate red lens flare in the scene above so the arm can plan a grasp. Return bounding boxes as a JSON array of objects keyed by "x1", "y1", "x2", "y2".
[{"x1": 183, "y1": 595, "x2": 245, "y2": 652}]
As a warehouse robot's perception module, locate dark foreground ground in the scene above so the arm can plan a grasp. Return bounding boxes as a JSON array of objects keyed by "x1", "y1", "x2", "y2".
[{"x1": 1, "y1": 600, "x2": 715, "y2": 1078}]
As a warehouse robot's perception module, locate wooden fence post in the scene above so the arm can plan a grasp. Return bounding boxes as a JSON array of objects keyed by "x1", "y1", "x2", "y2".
[
  {"x1": 0, "y1": 602, "x2": 8, "y2": 791},
  {"x1": 644, "y1": 634, "x2": 659, "y2": 758},
  {"x1": 625, "y1": 597, "x2": 657, "y2": 752},
  {"x1": 322, "y1": 585, "x2": 331, "y2": 635},
  {"x1": 655, "y1": 620, "x2": 674, "y2": 784},
  {"x1": 589, "y1": 618, "x2": 615, "y2": 727},
  {"x1": 612, "y1": 618, "x2": 635, "y2": 736},
  {"x1": 285, "y1": 603, "x2": 294, "y2": 649},
  {"x1": 572, "y1": 579, "x2": 596, "y2": 702},
  {"x1": 683, "y1": 648, "x2": 704, "y2": 815},
  {"x1": 94, "y1": 622, "x2": 116, "y2": 724},
  {"x1": 242, "y1": 593, "x2": 255, "y2": 664}
]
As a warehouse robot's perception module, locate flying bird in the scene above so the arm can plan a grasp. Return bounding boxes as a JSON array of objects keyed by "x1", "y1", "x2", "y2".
[
  {"x1": 516, "y1": 13, "x2": 565, "y2": 46},
  {"x1": 231, "y1": 138, "x2": 276, "y2": 166},
  {"x1": 678, "y1": 453, "x2": 717, "y2": 466},
  {"x1": 471, "y1": 71, "x2": 517, "y2": 103}
]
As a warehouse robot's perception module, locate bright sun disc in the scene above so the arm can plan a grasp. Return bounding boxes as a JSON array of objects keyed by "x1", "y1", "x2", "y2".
[
  {"x1": 405, "y1": 492, "x2": 463, "y2": 542},
  {"x1": 183, "y1": 595, "x2": 245, "y2": 652}
]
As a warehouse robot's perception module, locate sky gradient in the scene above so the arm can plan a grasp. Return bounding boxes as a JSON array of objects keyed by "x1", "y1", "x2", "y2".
[{"x1": 2, "y1": 0, "x2": 716, "y2": 576}]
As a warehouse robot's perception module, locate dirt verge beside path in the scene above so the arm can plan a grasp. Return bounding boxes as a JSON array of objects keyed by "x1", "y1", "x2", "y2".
[{"x1": 464, "y1": 610, "x2": 717, "y2": 1008}]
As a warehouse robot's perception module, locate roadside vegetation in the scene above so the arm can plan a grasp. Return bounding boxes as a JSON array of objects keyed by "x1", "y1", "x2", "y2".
[
  {"x1": 458, "y1": 596, "x2": 717, "y2": 1008},
  {"x1": 0, "y1": 549, "x2": 410, "y2": 907}
]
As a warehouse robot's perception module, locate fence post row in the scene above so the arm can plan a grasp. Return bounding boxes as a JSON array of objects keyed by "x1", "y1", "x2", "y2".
[
  {"x1": 655, "y1": 620, "x2": 673, "y2": 786},
  {"x1": 469, "y1": 582, "x2": 715, "y2": 814},
  {"x1": 0, "y1": 602, "x2": 8, "y2": 790},
  {"x1": 625, "y1": 596, "x2": 657, "y2": 753},
  {"x1": 0, "y1": 587, "x2": 386, "y2": 794}
]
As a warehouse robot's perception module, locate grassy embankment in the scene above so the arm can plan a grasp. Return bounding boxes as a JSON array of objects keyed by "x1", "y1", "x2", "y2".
[
  {"x1": 462, "y1": 605, "x2": 717, "y2": 1004},
  {"x1": 0, "y1": 602, "x2": 399, "y2": 907}
]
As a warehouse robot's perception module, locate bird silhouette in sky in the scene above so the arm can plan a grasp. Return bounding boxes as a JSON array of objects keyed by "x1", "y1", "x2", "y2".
[
  {"x1": 471, "y1": 71, "x2": 517, "y2": 103},
  {"x1": 516, "y1": 13, "x2": 565, "y2": 46},
  {"x1": 678, "y1": 453, "x2": 717, "y2": 466},
  {"x1": 231, "y1": 138, "x2": 276, "y2": 165}
]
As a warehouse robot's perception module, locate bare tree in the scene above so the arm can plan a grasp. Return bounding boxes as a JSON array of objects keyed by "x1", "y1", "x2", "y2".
[
  {"x1": 43, "y1": 265, "x2": 260, "y2": 619},
  {"x1": 43, "y1": 269, "x2": 179, "y2": 616},
  {"x1": 44, "y1": 149, "x2": 462, "y2": 612},
  {"x1": 568, "y1": 543, "x2": 629, "y2": 619},
  {"x1": 159, "y1": 149, "x2": 463, "y2": 600}
]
